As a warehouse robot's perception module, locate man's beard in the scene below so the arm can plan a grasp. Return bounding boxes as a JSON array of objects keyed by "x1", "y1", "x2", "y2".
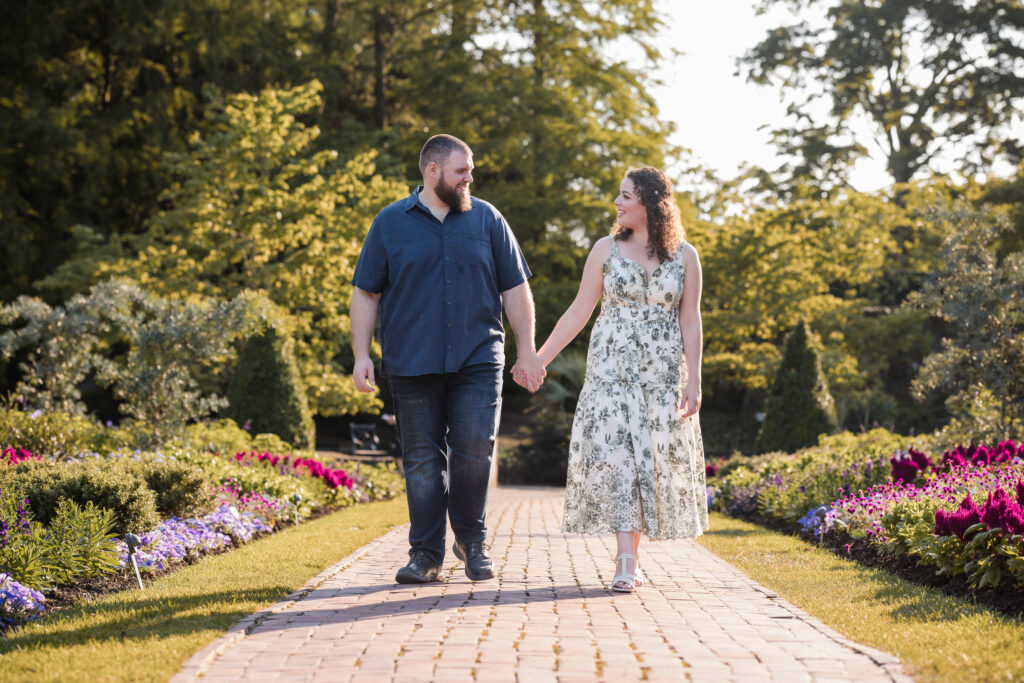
[{"x1": 436, "y1": 171, "x2": 472, "y2": 213}]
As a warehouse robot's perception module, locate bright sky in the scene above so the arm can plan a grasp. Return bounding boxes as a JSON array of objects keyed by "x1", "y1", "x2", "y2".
[{"x1": 651, "y1": 1, "x2": 892, "y2": 192}]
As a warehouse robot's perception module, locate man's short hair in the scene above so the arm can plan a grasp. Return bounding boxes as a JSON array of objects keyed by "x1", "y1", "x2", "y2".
[{"x1": 418, "y1": 134, "x2": 472, "y2": 175}]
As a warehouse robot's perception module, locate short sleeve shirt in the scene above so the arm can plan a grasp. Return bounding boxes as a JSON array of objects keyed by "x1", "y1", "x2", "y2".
[{"x1": 352, "y1": 187, "x2": 532, "y2": 377}]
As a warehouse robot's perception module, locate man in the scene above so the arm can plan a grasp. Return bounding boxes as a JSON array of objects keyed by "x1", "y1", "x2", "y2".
[{"x1": 351, "y1": 134, "x2": 545, "y2": 583}]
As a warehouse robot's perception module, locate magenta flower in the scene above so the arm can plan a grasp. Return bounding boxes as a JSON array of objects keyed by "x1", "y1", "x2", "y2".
[{"x1": 933, "y1": 493, "x2": 981, "y2": 539}]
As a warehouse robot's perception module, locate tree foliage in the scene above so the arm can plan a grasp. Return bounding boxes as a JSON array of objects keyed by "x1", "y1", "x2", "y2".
[
  {"x1": 754, "y1": 321, "x2": 838, "y2": 454},
  {"x1": 44, "y1": 82, "x2": 407, "y2": 416},
  {"x1": 742, "y1": 0, "x2": 1024, "y2": 192},
  {"x1": 909, "y1": 201, "x2": 1024, "y2": 440},
  {"x1": 692, "y1": 181, "x2": 948, "y2": 432}
]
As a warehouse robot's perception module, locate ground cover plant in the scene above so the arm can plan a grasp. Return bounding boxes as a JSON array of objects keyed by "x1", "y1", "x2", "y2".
[
  {"x1": 0, "y1": 407, "x2": 403, "y2": 629},
  {"x1": 708, "y1": 430, "x2": 1024, "y2": 614}
]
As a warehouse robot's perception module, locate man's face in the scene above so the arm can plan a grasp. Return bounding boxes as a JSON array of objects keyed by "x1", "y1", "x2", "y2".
[{"x1": 434, "y1": 151, "x2": 474, "y2": 212}]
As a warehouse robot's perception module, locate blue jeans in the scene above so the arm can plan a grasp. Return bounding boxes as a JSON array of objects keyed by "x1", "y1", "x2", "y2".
[{"x1": 387, "y1": 363, "x2": 502, "y2": 565}]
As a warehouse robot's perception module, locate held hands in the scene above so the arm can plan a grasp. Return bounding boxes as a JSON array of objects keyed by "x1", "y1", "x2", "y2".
[
  {"x1": 353, "y1": 356, "x2": 377, "y2": 393},
  {"x1": 511, "y1": 352, "x2": 546, "y2": 393},
  {"x1": 678, "y1": 382, "x2": 701, "y2": 418}
]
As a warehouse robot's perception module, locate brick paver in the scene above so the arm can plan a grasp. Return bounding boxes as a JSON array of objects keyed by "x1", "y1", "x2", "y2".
[{"x1": 173, "y1": 487, "x2": 910, "y2": 682}]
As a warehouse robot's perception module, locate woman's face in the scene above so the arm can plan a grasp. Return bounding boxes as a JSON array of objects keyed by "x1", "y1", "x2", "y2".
[{"x1": 614, "y1": 177, "x2": 646, "y2": 231}]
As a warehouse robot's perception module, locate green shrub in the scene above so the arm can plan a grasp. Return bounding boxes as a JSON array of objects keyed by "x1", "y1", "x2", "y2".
[
  {"x1": 0, "y1": 492, "x2": 121, "y2": 591},
  {"x1": 342, "y1": 460, "x2": 405, "y2": 502},
  {"x1": 42, "y1": 499, "x2": 122, "y2": 587},
  {"x1": 0, "y1": 406, "x2": 102, "y2": 458},
  {"x1": 3, "y1": 460, "x2": 160, "y2": 535},
  {"x1": 754, "y1": 321, "x2": 838, "y2": 454},
  {"x1": 129, "y1": 458, "x2": 216, "y2": 518},
  {"x1": 252, "y1": 432, "x2": 293, "y2": 455},
  {"x1": 224, "y1": 327, "x2": 315, "y2": 450},
  {"x1": 182, "y1": 419, "x2": 253, "y2": 455}
]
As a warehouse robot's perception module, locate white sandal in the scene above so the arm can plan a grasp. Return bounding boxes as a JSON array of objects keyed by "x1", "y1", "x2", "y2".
[
  {"x1": 612, "y1": 553, "x2": 637, "y2": 593},
  {"x1": 634, "y1": 563, "x2": 645, "y2": 588}
]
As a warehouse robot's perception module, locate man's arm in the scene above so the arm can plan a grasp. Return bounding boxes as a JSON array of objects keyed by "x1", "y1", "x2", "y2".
[
  {"x1": 501, "y1": 281, "x2": 546, "y2": 392},
  {"x1": 351, "y1": 286, "x2": 382, "y2": 393}
]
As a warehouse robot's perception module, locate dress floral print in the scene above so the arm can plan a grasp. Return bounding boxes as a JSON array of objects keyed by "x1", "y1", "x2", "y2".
[{"x1": 562, "y1": 240, "x2": 709, "y2": 540}]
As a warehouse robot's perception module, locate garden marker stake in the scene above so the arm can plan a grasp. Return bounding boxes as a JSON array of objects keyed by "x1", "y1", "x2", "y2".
[{"x1": 124, "y1": 533, "x2": 144, "y2": 589}]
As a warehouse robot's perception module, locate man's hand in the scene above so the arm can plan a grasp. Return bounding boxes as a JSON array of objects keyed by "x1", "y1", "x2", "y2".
[
  {"x1": 353, "y1": 356, "x2": 377, "y2": 393},
  {"x1": 511, "y1": 352, "x2": 546, "y2": 393}
]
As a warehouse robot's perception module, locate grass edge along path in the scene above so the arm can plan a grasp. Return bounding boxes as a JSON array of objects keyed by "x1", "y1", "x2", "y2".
[
  {"x1": 0, "y1": 496, "x2": 409, "y2": 683},
  {"x1": 698, "y1": 511, "x2": 1024, "y2": 682}
]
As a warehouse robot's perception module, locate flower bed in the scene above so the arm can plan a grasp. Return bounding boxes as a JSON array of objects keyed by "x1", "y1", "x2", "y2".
[
  {"x1": 0, "y1": 573, "x2": 45, "y2": 628},
  {"x1": 120, "y1": 504, "x2": 273, "y2": 573},
  {"x1": 709, "y1": 432, "x2": 1024, "y2": 606},
  {"x1": 0, "y1": 409, "x2": 405, "y2": 630}
]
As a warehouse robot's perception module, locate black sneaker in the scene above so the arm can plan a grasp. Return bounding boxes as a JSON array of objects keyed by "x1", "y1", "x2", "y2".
[
  {"x1": 453, "y1": 540, "x2": 495, "y2": 581},
  {"x1": 395, "y1": 550, "x2": 441, "y2": 584}
]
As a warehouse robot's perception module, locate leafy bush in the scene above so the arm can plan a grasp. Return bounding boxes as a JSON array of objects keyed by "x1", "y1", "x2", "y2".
[
  {"x1": 129, "y1": 458, "x2": 216, "y2": 519},
  {"x1": 252, "y1": 432, "x2": 293, "y2": 455},
  {"x1": 225, "y1": 326, "x2": 315, "y2": 450},
  {"x1": 0, "y1": 406, "x2": 102, "y2": 459},
  {"x1": 754, "y1": 321, "x2": 838, "y2": 454},
  {"x1": 342, "y1": 460, "x2": 405, "y2": 502},
  {"x1": 0, "y1": 490, "x2": 121, "y2": 591},
  {"x1": 1, "y1": 281, "x2": 274, "y2": 445},
  {"x1": 3, "y1": 460, "x2": 160, "y2": 535},
  {"x1": 182, "y1": 419, "x2": 254, "y2": 455},
  {"x1": 42, "y1": 499, "x2": 122, "y2": 586}
]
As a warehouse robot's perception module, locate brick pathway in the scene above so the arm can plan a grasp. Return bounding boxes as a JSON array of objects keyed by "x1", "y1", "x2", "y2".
[{"x1": 173, "y1": 487, "x2": 910, "y2": 682}]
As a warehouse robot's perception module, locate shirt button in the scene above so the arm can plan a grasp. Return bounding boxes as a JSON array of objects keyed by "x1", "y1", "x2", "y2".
[
  {"x1": 448, "y1": 345, "x2": 452, "y2": 349},
  {"x1": 446, "y1": 279, "x2": 451, "y2": 283}
]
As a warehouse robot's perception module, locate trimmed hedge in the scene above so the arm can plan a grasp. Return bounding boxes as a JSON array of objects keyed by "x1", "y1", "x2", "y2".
[
  {"x1": 129, "y1": 459, "x2": 215, "y2": 519},
  {"x1": 224, "y1": 327, "x2": 314, "y2": 450},
  {"x1": 755, "y1": 321, "x2": 838, "y2": 454},
  {"x1": 3, "y1": 460, "x2": 159, "y2": 535}
]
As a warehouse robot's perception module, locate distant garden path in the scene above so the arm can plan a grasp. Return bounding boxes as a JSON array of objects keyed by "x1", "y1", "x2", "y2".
[{"x1": 173, "y1": 487, "x2": 910, "y2": 682}]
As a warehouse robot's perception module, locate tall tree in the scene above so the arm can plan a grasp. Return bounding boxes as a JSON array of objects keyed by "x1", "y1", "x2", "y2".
[
  {"x1": 42, "y1": 82, "x2": 407, "y2": 417},
  {"x1": 0, "y1": 0, "x2": 316, "y2": 302},
  {"x1": 741, "y1": 0, "x2": 1024, "y2": 194}
]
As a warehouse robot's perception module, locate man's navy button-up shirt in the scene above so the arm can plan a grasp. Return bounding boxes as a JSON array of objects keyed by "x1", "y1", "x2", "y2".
[{"x1": 352, "y1": 187, "x2": 531, "y2": 377}]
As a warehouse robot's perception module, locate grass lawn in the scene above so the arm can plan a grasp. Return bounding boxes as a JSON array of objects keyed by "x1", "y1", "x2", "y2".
[
  {"x1": 0, "y1": 497, "x2": 409, "y2": 683},
  {"x1": 699, "y1": 511, "x2": 1024, "y2": 682}
]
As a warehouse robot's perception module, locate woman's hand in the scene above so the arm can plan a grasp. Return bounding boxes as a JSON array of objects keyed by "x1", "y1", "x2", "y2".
[{"x1": 679, "y1": 383, "x2": 701, "y2": 418}]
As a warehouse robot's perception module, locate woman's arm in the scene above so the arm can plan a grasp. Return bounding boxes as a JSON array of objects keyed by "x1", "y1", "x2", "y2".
[
  {"x1": 678, "y1": 243, "x2": 703, "y2": 417},
  {"x1": 535, "y1": 237, "x2": 613, "y2": 366}
]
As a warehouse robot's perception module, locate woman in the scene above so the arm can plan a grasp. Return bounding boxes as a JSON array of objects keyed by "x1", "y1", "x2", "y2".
[{"x1": 513, "y1": 167, "x2": 708, "y2": 592}]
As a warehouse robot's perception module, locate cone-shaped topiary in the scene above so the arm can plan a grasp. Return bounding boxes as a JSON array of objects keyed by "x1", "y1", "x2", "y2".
[
  {"x1": 225, "y1": 326, "x2": 315, "y2": 450},
  {"x1": 754, "y1": 321, "x2": 838, "y2": 454}
]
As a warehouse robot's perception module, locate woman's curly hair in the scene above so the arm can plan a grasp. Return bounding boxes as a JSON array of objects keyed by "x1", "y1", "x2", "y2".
[{"x1": 612, "y1": 166, "x2": 684, "y2": 263}]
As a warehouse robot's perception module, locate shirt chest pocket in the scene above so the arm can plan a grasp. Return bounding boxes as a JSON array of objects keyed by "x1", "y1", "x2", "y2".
[{"x1": 452, "y1": 235, "x2": 492, "y2": 274}]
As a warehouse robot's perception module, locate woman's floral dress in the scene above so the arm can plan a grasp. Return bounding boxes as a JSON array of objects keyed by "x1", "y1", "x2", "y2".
[{"x1": 562, "y1": 239, "x2": 709, "y2": 540}]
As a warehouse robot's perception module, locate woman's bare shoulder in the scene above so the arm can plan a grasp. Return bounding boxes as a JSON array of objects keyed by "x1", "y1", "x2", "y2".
[
  {"x1": 679, "y1": 240, "x2": 700, "y2": 265},
  {"x1": 587, "y1": 235, "x2": 614, "y2": 261}
]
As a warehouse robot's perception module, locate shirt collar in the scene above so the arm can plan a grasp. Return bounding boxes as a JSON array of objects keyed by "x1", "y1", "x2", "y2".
[{"x1": 403, "y1": 186, "x2": 429, "y2": 214}]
